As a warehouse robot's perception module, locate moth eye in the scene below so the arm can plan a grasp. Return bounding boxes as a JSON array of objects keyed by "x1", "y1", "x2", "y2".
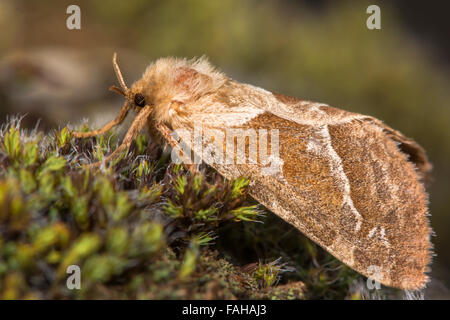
[{"x1": 134, "y1": 93, "x2": 146, "y2": 107}]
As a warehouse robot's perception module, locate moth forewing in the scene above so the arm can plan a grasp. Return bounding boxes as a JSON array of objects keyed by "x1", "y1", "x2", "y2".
[{"x1": 155, "y1": 69, "x2": 431, "y2": 290}]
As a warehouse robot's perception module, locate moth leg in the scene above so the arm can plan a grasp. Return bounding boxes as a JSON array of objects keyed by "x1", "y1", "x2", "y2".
[
  {"x1": 85, "y1": 105, "x2": 152, "y2": 168},
  {"x1": 72, "y1": 102, "x2": 131, "y2": 138},
  {"x1": 156, "y1": 123, "x2": 198, "y2": 174}
]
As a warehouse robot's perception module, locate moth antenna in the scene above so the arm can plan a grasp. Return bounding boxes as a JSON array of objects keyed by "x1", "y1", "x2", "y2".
[
  {"x1": 112, "y1": 52, "x2": 128, "y2": 92},
  {"x1": 109, "y1": 85, "x2": 126, "y2": 97}
]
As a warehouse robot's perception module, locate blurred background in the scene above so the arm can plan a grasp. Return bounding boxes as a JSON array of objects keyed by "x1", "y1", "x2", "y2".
[{"x1": 0, "y1": 0, "x2": 448, "y2": 294}]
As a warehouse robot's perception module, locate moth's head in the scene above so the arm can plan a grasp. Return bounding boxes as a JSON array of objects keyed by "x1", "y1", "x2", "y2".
[
  {"x1": 110, "y1": 53, "x2": 226, "y2": 124},
  {"x1": 108, "y1": 53, "x2": 151, "y2": 116},
  {"x1": 129, "y1": 56, "x2": 226, "y2": 124}
]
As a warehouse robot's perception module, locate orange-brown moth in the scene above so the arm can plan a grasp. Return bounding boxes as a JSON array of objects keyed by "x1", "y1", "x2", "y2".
[{"x1": 73, "y1": 54, "x2": 432, "y2": 290}]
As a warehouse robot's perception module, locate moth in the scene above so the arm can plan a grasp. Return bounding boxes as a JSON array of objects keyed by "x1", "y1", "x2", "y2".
[{"x1": 73, "y1": 53, "x2": 432, "y2": 290}]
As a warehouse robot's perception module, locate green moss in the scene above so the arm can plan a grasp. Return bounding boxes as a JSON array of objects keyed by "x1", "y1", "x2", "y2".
[{"x1": 253, "y1": 261, "x2": 282, "y2": 288}]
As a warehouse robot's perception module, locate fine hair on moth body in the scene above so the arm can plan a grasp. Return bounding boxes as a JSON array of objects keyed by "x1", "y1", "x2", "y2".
[{"x1": 73, "y1": 53, "x2": 433, "y2": 291}]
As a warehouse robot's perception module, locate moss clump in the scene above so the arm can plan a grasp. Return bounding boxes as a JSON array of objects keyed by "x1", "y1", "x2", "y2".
[{"x1": 0, "y1": 117, "x2": 372, "y2": 299}]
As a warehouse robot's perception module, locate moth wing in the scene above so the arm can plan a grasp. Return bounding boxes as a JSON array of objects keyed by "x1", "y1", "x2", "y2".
[
  {"x1": 192, "y1": 93, "x2": 431, "y2": 290},
  {"x1": 269, "y1": 92, "x2": 432, "y2": 181}
]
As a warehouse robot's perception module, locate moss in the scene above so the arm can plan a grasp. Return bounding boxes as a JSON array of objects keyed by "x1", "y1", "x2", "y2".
[{"x1": 0, "y1": 118, "x2": 372, "y2": 299}]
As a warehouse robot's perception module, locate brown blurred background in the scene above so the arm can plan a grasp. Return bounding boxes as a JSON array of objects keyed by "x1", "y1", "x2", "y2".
[{"x1": 0, "y1": 0, "x2": 449, "y2": 292}]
